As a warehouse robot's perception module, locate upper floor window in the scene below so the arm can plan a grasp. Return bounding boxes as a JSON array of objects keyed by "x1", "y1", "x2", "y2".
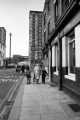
[
  {"x1": 55, "y1": 1, "x2": 58, "y2": 19},
  {"x1": 44, "y1": 14, "x2": 46, "y2": 26},
  {"x1": 48, "y1": 1, "x2": 50, "y2": 12},
  {"x1": 48, "y1": 22, "x2": 50, "y2": 35},
  {"x1": 54, "y1": 0, "x2": 72, "y2": 20},
  {"x1": 55, "y1": 0, "x2": 60, "y2": 21},
  {"x1": 44, "y1": 32, "x2": 46, "y2": 42},
  {"x1": 62, "y1": 0, "x2": 71, "y2": 14}
]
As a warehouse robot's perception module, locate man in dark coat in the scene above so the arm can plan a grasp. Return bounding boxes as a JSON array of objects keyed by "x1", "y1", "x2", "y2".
[
  {"x1": 42, "y1": 69, "x2": 47, "y2": 84},
  {"x1": 26, "y1": 66, "x2": 31, "y2": 84},
  {"x1": 21, "y1": 65, "x2": 25, "y2": 73}
]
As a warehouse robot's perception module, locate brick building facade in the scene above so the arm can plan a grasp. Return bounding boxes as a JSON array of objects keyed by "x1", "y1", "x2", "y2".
[
  {"x1": 43, "y1": 0, "x2": 80, "y2": 99},
  {"x1": 42, "y1": 0, "x2": 55, "y2": 80}
]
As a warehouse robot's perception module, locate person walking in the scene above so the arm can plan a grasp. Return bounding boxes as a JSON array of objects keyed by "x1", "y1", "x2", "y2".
[
  {"x1": 35, "y1": 70, "x2": 40, "y2": 84},
  {"x1": 33, "y1": 72, "x2": 35, "y2": 83},
  {"x1": 42, "y1": 68, "x2": 47, "y2": 84},
  {"x1": 26, "y1": 66, "x2": 31, "y2": 84},
  {"x1": 34, "y1": 64, "x2": 40, "y2": 84},
  {"x1": 21, "y1": 65, "x2": 25, "y2": 73}
]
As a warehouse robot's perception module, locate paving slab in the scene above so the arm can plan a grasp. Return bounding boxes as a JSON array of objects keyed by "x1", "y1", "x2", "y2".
[
  {"x1": 8, "y1": 77, "x2": 26, "y2": 120},
  {"x1": 19, "y1": 83, "x2": 80, "y2": 120},
  {"x1": 9, "y1": 79, "x2": 80, "y2": 120}
]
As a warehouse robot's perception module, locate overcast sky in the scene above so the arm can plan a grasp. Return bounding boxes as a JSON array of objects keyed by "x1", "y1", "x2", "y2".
[{"x1": 0, "y1": 0, "x2": 45, "y2": 57}]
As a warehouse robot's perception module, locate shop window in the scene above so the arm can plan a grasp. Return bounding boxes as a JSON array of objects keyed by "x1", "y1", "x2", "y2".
[
  {"x1": 65, "y1": 30, "x2": 75, "y2": 81},
  {"x1": 54, "y1": 43, "x2": 59, "y2": 75},
  {"x1": 68, "y1": 32, "x2": 75, "y2": 74}
]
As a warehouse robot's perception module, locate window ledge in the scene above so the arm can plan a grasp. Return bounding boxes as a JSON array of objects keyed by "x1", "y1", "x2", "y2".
[
  {"x1": 65, "y1": 73, "x2": 75, "y2": 81},
  {"x1": 54, "y1": 71, "x2": 59, "y2": 75}
]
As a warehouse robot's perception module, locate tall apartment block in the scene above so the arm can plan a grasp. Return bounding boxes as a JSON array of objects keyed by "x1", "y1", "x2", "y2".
[
  {"x1": 0, "y1": 27, "x2": 6, "y2": 66},
  {"x1": 29, "y1": 11, "x2": 43, "y2": 69}
]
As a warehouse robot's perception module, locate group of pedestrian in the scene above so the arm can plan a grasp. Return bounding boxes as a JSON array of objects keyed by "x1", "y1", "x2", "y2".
[
  {"x1": 33, "y1": 64, "x2": 41, "y2": 84},
  {"x1": 25, "y1": 64, "x2": 48, "y2": 84}
]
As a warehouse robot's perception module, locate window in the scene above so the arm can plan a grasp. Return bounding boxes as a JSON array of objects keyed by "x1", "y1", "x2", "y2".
[
  {"x1": 68, "y1": 31, "x2": 75, "y2": 74},
  {"x1": 44, "y1": 14, "x2": 46, "y2": 26},
  {"x1": 62, "y1": 0, "x2": 71, "y2": 14},
  {"x1": 55, "y1": 0, "x2": 60, "y2": 20},
  {"x1": 0, "y1": 51, "x2": 1, "y2": 58},
  {"x1": 53, "y1": 43, "x2": 59, "y2": 75},
  {"x1": 44, "y1": 32, "x2": 46, "y2": 42},
  {"x1": 48, "y1": 22, "x2": 50, "y2": 35},
  {"x1": 55, "y1": 1, "x2": 58, "y2": 19},
  {"x1": 64, "y1": 30, "x2": 75, "y2": 81},
  {"x1": 48, "y1": 1, "x2": 50, "y2": 12}
]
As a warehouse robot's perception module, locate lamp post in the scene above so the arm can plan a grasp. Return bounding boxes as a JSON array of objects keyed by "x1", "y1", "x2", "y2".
[
  {"x1": 9, "y1": 33, "x2": 12, "y2": 63},
  {"x1": 9, "y1": 32, "x2": 12, "y2": 58}
]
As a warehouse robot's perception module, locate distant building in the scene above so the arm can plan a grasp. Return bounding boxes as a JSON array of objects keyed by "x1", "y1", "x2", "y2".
[
  {"x1": 29, "y1": 10, "x2": 43, "y2": 69},
  {"x1": 4, "y1": 55, "x2": 29, "y2": 67},
  {"x1": 0, "y1": 27, "x2": 6, "y2": 67},
  {"x1": 12, "y1": 55, "x2": 29, "y2": 64}
]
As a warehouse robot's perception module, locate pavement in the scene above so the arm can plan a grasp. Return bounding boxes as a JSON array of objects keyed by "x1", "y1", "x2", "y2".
[{"x1": 8, "y1": 77, "x2": 80, "y2": 120}]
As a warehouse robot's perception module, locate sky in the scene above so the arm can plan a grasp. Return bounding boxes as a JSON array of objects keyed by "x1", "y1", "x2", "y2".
[{"x1": 0, "y1": 0, "x2": 45, "y2": 57}]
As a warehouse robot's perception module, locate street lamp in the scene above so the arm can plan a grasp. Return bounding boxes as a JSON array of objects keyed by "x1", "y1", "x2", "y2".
[
  {"x1": 9, "y1": 32, "x2": 12, "y2": 64},
  {"x1": 9, "y1": 32, "x2": 12, "y2": 58}
]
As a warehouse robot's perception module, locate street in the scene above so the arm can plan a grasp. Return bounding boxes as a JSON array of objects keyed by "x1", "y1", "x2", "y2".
[{"x1": 0, "y1": 68, "x2": 24, "y2": 119}]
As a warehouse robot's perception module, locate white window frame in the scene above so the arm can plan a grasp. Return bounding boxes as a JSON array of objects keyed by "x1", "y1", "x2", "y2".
[
  {"x1": 54, "y1": 43, "x2": 59, "y2": 75},
  {"x1": 65, "y1": 35, "x2": 75, "y2": 81},
  {"x1": 68, "y1": 38, "x2": 75, "y2": 74}
]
